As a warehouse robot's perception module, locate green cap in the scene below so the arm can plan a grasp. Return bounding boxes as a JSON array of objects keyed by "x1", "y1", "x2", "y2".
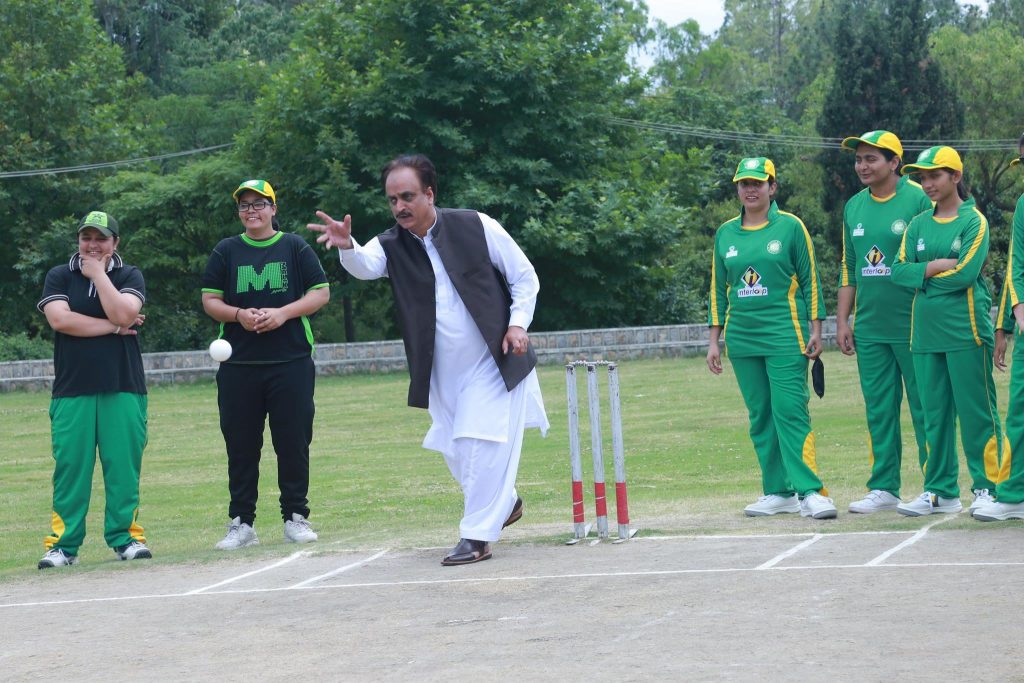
[
  {"x1": 77, "y1": 211, "x2": 119, "y2": 237},
  {"x1": 840, "y1": 130, "x2": 903, "y2": 158},
  {"x1": 901, "y1": 146, "x2": 963, "y2": 175},
  {"x1": 232, "y1": 179, "x2": 277, "y2": 204},
  {"x1": 732, "y1": 157, "x2": 776, "y2": 183}
]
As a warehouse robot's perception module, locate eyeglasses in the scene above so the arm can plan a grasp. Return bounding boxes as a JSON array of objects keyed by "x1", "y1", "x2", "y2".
[{"x1": 237, "y1": 200, "x2": 272, "y2": 212}]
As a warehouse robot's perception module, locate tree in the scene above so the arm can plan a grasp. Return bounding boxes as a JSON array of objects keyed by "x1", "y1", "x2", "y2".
[
  {"x1": 240, "y1": 0, "x2": 658, "y2": 336},
  {"x1": 817, "y1": 0, "x2": 963, "y2": 233},
  {"x1": 0, "y1": 0, "x2": 139, "y2": 338}
]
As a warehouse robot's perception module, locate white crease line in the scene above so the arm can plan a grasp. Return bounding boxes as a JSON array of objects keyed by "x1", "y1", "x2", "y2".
[
  {"x1": 640, "y1": 530, "x2": 914, "y2": 540},
  {"x1": 4, "y1": 560, "x2": 1024, "y2": 609},
  {"x1": 288, "y1": 549, "x2": 389, "y2": 589},
  {"x1": 864, "y1": 515, "x2": 957, "y2": 566},
  {"x1": 756, "y1": 534, "x2": 823, "y2": 570},
  {"x1": 185, "y1": 550, "x2": 310, "y2": 595}
]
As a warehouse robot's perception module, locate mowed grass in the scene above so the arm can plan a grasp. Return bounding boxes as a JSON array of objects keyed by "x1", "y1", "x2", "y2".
[{"x1": 0, "y1": 350, "x2": 1013, "y2": 580}]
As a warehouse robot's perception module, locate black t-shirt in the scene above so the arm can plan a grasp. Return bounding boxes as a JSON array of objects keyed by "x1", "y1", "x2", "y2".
[
  {"x1": 201, "y1": 231, "x2": 328, "y2": 363},
  {"x1": 37, "y1": 253, "x2": 147, "y2": 398}
]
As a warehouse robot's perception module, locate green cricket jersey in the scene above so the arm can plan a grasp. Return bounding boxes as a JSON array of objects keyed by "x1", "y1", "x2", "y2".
[
  {"x1": 708, "y1": 201, "x2": 826, "y2": 357},
  {"x1": 839, "y1": 176, "x2": 932, "y2": 342},
  {"x1": 996, "y1": 194, "x2": 1024, "y2": 331},
  {"x1": 891, "y1": 197, "x2": 994, "y2": 352}
]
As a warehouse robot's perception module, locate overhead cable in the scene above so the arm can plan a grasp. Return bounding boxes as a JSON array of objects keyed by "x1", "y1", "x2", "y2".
[
  {"x1": 605, "y1": 117, "x2": 1019, "y2": 152},
  {"x1": 0, "y1": 143, "x2": 234, "y2": 179}
]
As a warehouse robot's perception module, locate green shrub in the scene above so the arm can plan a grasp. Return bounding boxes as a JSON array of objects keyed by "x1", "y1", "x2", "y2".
[{"x1": 0, "y1": 333, "x2": 53, "y2": 361}]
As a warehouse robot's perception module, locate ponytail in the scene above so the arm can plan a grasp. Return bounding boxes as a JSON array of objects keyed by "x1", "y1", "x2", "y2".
[{"x1": 956, "y1": 177, "x2": 969, "y2": 201}]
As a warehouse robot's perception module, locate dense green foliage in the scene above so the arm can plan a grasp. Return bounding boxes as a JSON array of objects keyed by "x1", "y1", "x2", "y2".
[{"x1": 3, "y1": 0, "x2": 1024, "y2": 355}]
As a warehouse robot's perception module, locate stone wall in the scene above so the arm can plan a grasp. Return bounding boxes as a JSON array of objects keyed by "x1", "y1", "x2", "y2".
[{"x1": 0, "y1": 320, "x2": 838, "y2": 393}]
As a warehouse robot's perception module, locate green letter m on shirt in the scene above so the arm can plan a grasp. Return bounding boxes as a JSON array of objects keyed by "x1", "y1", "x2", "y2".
[{"x1": 236, "y1": 262, "x2": 288, "y2": 294}]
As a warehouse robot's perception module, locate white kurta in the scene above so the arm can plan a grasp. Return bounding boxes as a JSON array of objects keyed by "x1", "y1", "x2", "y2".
[{"x1": 339, "y1": 212, "x2": 548, "y2": 540}]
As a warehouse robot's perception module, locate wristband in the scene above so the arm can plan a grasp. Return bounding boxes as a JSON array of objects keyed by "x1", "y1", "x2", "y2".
[{"x1": 234, "y1": 308, "x2": 241, "y2": 322}]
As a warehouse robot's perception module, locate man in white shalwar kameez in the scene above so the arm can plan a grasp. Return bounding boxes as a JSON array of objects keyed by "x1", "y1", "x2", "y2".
[{"x1": 308, "y1": 154, "x2": 548, "y2": 565}]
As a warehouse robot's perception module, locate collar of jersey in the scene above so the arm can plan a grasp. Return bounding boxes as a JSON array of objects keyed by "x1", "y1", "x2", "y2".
[
  {"x1": 240, "y1": 231, "x2": 284, "y2": 248},
  {"x1": 68, "y1": 252, "x2": 123, "y2": 273},
  {"x1": 739, "y1": 200, "x2": 779, "y2": 230},
  {"x1": 930, "y1": 197, "x2": 976, "y2": 223}
]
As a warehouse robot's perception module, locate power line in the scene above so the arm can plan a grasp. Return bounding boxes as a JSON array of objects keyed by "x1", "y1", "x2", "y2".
[
  {"x1": 605, "y1": 117, "x2": 1020, "y2": 152},
  {"x1": 0, "y1": 143, "x2": 234, "y2": 179}
]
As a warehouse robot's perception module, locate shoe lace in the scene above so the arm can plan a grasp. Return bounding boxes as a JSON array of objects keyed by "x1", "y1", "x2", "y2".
[
  {"x1": 974, "y1": 488, "x2": 991, "y2": 500},
  {"x1": 223, "y1": 523, "x2": 240, "y2": 540}
]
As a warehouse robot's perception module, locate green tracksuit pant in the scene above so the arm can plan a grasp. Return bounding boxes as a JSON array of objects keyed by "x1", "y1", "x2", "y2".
[
  {"x1": 44, "y1": 393, "x2": 148, "y2": 554},
  {"x1": 855, "y1": 340, "x2": 928, "y2": 496},
  {"x1": 995, "y1": 333, "x2": 1024, "y2": 503},
  {"x1": 731, "y1": 354, "x2": 827, "y2": 497},
  {"x1": 913, "y1": 346, "x2": 1005, "y2": 500}
]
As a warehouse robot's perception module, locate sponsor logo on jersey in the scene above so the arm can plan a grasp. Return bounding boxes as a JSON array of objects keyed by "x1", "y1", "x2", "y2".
[
  {"x1": 737, "y1": 266, "x2": 768, "y2": 298},
  {"x1": 916, "y1": 238, "x2": 926, "y2": 252},
  {"x1": 236, "y1": 262, "x2": 290, "y2": 295},
  {"x1": 767, "y1": 240, "x2": 782, "y2": 254},
  {"x1": 891, "y1": 219, "x2": 907, "y2": 235},
  {"x1": 726, "y1": 245, "x2": 738, "y2": 258},
  {"x1": 951, "y1": 237, "x2": 962, "y2": 255},
  {"x1": 852, "y1": 223, "x2": 865, "y2": 237},
  {"x1": 861, "y1": 245, "x2": 891, "y2": 277}
]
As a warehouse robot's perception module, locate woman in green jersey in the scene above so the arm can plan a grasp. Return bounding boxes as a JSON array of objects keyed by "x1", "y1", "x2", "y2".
[
  {"x1": 890, "y1": 146, "x2": 1005, "y2": 516},
  {"x1": 836, "y1": 130, "x2": 932, "y2": 514},
  {"x1": 707, "y1": 157, "x2": 836, "y2": 520},
  {"x1": 201, "y1": 180, "x2": 330, "y2": 549},
  {"x1": 975, "y1": 135, "x2": 1024, "y2": 521},
  {"x1": 36, "y1": 211, "x2": 152, "y2": 568}
]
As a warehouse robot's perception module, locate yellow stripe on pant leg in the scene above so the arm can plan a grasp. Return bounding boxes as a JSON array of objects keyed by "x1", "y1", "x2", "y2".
[
  {"x1": 802, "y1": 432, "x2": 828, "y2": 497},
  {"x1": 128, "y1": 508, "x2": 146, "y2": 544},
  {"x1": 44, "y1": 511, "x2": 66, "y2": 550},
  {"x1": 996, "y1": 435, "x2": 1012, "y2": 484},
  {"x1": 983, "y1": 435, "x2": 1003, "y2": 484}
]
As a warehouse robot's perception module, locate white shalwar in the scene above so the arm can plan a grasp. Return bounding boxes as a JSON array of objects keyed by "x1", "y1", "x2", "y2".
[{"x1": 339, "y1": 212, "x2": 549, "y2": 542}]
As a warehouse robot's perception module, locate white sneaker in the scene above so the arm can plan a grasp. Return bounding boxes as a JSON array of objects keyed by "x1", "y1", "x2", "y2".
[
  {"x1": 38, "y1": 548, "x2": 78, "y2": 570},
  {"x1": 896, "y1": 492, "x2": 962, "y2": 517},
  {"x1": 972, "y1": 500, "x2": 1024, "y2": 521},
  {"x1": 800, "y1": 492, "x2": 838, "y2": 519},
  {"x1": 744, "y1": 493, "x2": 800, "y2": 517},
  {"x1": 114, "y1": 540, "x2": 153, "y2": 561},
  {"x1": 848, "y1": 489, "x2": 901, "y2": 514},
  {"x1": 283, "y1": 513, "x2": 318, "y2": 543},
  {"x1": 215, "y1": 517, "x2": 259, "y2": 550},
  {"x1": 969, "y1": 488, "x2": 994, "y2": 513}
]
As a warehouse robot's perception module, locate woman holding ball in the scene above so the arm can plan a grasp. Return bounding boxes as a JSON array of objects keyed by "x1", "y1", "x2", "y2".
[{"x1": 201, "y1": 180, "x2": 330, "y2": 549}]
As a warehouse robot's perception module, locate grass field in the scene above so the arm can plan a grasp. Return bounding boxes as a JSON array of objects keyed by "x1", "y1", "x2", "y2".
[{"x1": 0, "y1": 350, "x2": 1013, "y2": 580}]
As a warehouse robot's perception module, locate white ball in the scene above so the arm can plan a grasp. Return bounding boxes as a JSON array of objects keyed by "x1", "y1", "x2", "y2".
[{"x1": 209, "y1": 338, "x2": 232, "y2": 362}]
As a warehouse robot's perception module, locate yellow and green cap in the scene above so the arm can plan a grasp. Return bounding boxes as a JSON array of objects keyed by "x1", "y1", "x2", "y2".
[
  {"x1": 232, "y1": 179, "x2": 276, "y2": 204},
  {"x1": 900, "y1": 146, "x2": 963, "y2": 175},
  {"x1": 77, "y1": 210, "x2": 119, "y2": 237},
  {"x1": 840, "y1": 130, "x2": 903, "y2": 158},
  {"x1": 732, "y1": 157, "x2": 776, "y2": 183}
]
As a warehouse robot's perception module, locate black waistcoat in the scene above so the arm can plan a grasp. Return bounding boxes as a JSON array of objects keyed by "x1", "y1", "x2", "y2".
[{"x1": 378, "y1": 208, "x2": 537, "y2": 408}]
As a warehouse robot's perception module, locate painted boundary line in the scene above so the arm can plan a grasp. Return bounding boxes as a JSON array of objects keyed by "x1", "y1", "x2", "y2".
[
  {"x1": 186, "y1": 550, "x2": 310, "y2": 595},
  {"x1": 5, "y1": 560, "x2": 1023, "y2": 610},
  {"x1": 864, "y1": 515, "x2": 956, "y2": 566},
  {"x1": 288, "y1": 549, "x2": 389, "y2": 589},
  {"x1": 756, "y1": 534, "x2": 822, "y2": 570}
]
